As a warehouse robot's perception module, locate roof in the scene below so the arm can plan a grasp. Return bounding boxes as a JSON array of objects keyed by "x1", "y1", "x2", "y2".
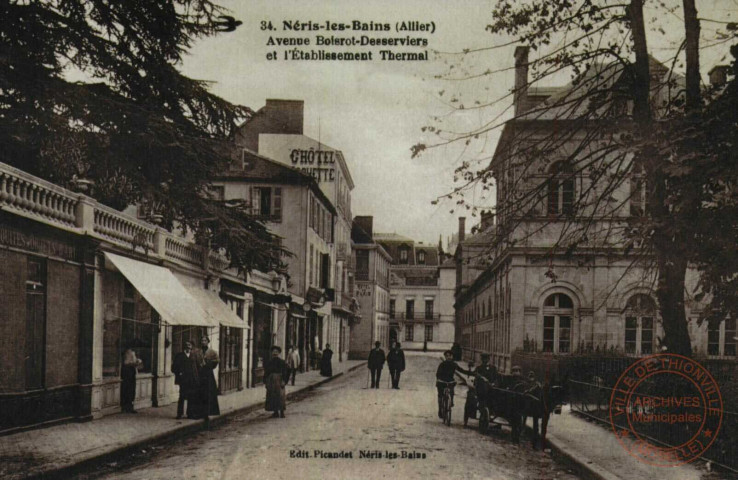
[
  {"x1": 215, "y1": 147, "x2": 336, "y2": 215},
  {"x1": 374, "y1": 234, "x2": 441, "y2": 266}
]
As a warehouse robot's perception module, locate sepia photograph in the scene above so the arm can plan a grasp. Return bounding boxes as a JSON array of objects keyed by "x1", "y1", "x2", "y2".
[{"x1": 1, "y1": 0, "x2": 737, "y2": 479}]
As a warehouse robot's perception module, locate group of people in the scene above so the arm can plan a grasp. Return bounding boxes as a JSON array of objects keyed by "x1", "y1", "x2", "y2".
[
  {"x1": 171, "y1": 337, "x2": 221, "y2": 420},
  {"x1": 367, "y1": 341, "x2": 406, "y2": 389},
  {"x1": 262, "y1": 343, "x2": 334, "y2": 418}
]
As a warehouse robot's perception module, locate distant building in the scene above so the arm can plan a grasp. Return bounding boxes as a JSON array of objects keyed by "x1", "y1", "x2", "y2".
[
  {"x1": 350, "y1": 216, "x2": 392, "y2": 358},
  {"x1": 374, "y1": 233, "x2": 455, "y2": 351}
]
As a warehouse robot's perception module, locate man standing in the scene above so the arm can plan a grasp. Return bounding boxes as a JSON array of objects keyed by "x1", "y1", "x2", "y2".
[
  {"x1": 472, "y1": 353, "x2": 497, "y2": 398},
  {"x1": 367, "y1": 341, "x2": 386, "y2": 389},
  {"x1": 172, "y1": 341, "x2": 199, "y2": 419},
  {"x1": 387, "y1": 342, "x2": 406, "y2": 389},
  {"x1": 286, "y1": 344, "x2": 301, "y2": 386},
  {"x1": 195, "y1": 336, "x2": 220, "y2": 419}
]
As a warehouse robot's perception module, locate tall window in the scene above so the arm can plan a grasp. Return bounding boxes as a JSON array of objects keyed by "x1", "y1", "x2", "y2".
[
  {"x1": 547, "y1": 162, "x2": 575, "y2": 216},
  {"x1": 399, "y1": 246, "x2": 409, "y2": 264},
  {"x1": 26, "y1": 258, "x2": 46, "y2": 390},
  {"x1": 251, "y1": 186, "x2": 282, "y2": 221},
  {"x1": 309, "y1": 245, "x2": 314, "y2": 286},
  {"x1": 406, "y1": 299, "x2": 415, "y2": 320},
  {"x1": 542, "y1": 293, "x2": 573, "y2": 353},
  {"x1": 624, "y1": 294, "x2": 656, "y2": 355},
  {"x1": 121, "y1": 281, "x2": 155, "y2": 373},
  {"x1": 389, "y1": 299, "x2": 395, "y2": 319},
  {"x1": 425, "y1": 324, "x2": 434, "y2": 342},
  {"x1": 708, "y1": 318, "x2": 737, "y2": 357},
  {"x1": 405, "y1": 325, "x2": 414, "y2": 342},
  {"x1": 630, "y1": 162, "x2": 648, "y2": 216},
  {"x1": 425, "y1": 299, "x2": 434, "y2": 319}
]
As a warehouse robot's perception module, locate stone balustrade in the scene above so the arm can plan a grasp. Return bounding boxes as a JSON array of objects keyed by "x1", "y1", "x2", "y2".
[{"x1": 0, "y1": 162, "x2": 229, "y2": 272}]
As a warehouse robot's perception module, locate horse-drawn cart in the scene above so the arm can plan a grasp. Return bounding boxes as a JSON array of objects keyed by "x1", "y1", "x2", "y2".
[{"x1": 463, "y1": 374, "x2": 564, "y2": 448}]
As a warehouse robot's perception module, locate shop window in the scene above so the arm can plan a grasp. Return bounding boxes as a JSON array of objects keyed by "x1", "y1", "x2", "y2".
[
  {"x1": 120, "y1": 281, "x2": 156, "y2": 374},
  {"x1": 25, "y1": 257, "x2": 46, "y2": 390},
  {"x1": 547, "y1": 162, "x2": 575, "y2": 216},
  {"x1": 623, "y1": 294, "x2": 656, "y2": 355},
  {"x1": 405, "y1": 325, "x2": 414, "y2": 342},
  {"x1": 542, "y1": 293, "x2": 573, "y2": 353}
]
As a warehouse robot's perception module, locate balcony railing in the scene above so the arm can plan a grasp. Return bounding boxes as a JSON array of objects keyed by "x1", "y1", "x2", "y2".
[
  {"x1": 0, "y1": 161, "x2": 228, "y2": 272},
  {"x1": 395, "y1": 312, "x2": 441, "y2": 322}
]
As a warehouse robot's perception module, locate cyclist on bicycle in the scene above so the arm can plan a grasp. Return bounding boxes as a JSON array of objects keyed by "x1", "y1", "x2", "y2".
[{"x1": 436, "y1": 350, "x2": 473, "y2": 418}]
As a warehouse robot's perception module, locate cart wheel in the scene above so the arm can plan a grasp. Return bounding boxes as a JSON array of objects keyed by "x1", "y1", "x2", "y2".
[{"x1": 479, "y1": 407, "x2": 490, "y2": 434}]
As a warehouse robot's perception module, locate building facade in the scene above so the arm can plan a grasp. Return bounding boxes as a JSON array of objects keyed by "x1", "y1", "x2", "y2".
[
  {"x1": 0, "y1": 162, "x2": 291, "y2": 432},
  {"x1": 349, "y1": 216, "x2": 391, "y2": 358},
  {"x1": 235, "y1": 99, "x2": 356, "y2": 363},
  {"x1": 374, "y1": 234, "x2": 455, "y2": 351},
  {"x1": 454, "y1": 48, "x2": 725, "y2": 373}
]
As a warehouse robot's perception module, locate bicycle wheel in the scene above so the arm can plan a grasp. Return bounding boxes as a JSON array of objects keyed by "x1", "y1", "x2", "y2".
[
  {"x1": 444, "y1": 390, "x2": 452, "y2": 426},
  {"x1": 479, "y1": 406, "x2": 490, "y2": 434}
]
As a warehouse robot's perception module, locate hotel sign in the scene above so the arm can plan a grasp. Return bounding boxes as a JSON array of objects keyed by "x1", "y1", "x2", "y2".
[{"x1": 290, "y1": 148, "x2": 336, "y2": 182}]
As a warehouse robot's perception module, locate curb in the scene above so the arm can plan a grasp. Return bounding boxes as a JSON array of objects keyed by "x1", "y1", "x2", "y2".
[
  {"x1": 27, "y1": 362, "x2": 366, "y2": 480},
  {"x1": 543, "y1": 431, "x2": 621, "y2": 480}
]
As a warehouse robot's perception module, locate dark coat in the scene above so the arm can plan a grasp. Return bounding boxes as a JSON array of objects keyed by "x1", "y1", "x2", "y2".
[
  {"x1": 195, "y1": 347, "x2": 220, "y2": 416},
  {"x1": 172, "y1": 351, "x2": 199, "y2": 391},
  {"x1": 367, "y1": 347, "x2": 386, "y2": 370},
  {"x1": 386, "y1": 348, "x2": 405, "y2": 371},
  {"x1": 264, "y1": 356, "x2": 288, "y2": 412},
  {"x1": 319, "y1": 348, "x2": 333, "y2": 377}
]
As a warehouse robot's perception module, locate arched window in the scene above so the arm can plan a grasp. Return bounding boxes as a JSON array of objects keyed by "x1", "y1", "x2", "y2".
[
  {"x1": 542, "y1": 293, "x2": 573, "y2": 353},
  {"x1": 547, "y1": 162, "x2": 575, "y2": 216},
  {"x1": 624, "y1": 294, "x2": 656, "y2": 355}
]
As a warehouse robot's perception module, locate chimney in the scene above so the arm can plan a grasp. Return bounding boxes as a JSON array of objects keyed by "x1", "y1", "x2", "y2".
[
  {"x1": 513, "y1": 46, "x2": 530, "y2": 116},
  {"x1": 458, "y1": 217, "x2": 466, "y2": 243},
  {"x1": 480, "y1": 210, "x2": 495, "y2": 231},
  {"x1": 708, "y1": 65, "x2": 731, "y2": 87},
  {"x1": 355, "y1": 216, "x2": 373, "y2": 238},
  {"x1": 264, "y1": 99, "x2": 304, "y2": 135}
]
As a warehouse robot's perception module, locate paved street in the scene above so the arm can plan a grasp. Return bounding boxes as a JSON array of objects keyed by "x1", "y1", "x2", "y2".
[{"x1": 81, "y1": 353, "x2": 580, "y2": 480}]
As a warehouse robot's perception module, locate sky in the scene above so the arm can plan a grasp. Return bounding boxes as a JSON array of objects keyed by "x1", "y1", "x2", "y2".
[{"x1": 181, "y1": 0, "x2": 737, "y2": 246}]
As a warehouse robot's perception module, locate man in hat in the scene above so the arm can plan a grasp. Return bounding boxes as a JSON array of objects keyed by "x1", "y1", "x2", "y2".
[
  {"x1": 367, "y1": 341, "x2": 386, "y2": 389},
  {"x1": 172, "y1": 341, "x2": 199, "y2": 419},
  {"x1": 387, "y1": 341, "x2": 406, "y2": 389}
]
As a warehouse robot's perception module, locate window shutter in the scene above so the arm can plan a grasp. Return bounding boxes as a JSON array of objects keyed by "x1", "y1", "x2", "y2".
[{"x1": 273, "y1": 187, "x2": 282, "y2": 220}]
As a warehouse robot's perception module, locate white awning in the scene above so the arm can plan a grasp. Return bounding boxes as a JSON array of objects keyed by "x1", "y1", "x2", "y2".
[
  {"x1": 185, "y1": 285, "x2": 245, "y2": 329},
  {"x1": 104, "y1": 252, "x2": 215, "y2": 328}
]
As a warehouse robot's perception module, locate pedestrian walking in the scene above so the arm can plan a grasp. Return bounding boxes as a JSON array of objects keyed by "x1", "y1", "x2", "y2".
[
  {"x1": 264, "y1": 345, "x2": 288, "y2": 418},
  {"x1": 195, "y1": 336, "x2": 220, "y2": 419},
  {"x1": 286, "y1": 344, "x2": 301, "y2": 386},
  {"x1": 120, "y1": 346, "x2": 142, "y2": 413},
  {"x1": 367, "y1": 341, "x2": 386, "y2": 389},
  {"x1": 387, "y1": 342, "x2": 406, "y2": 389},
  {"x1": 319, "y1": 344, "x2": 333, "y2": 377},
  {"x1": 172, "y1": 341, "x2": 200, "y2": 419}
]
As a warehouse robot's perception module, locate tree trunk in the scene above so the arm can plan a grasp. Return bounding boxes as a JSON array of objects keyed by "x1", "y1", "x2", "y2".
[
  {"x1": 682, "y1": 0, "x2": 701, "y2": 113},
  {"x1": 656, "y1": 253, "x2": 692, "y2": 356}
]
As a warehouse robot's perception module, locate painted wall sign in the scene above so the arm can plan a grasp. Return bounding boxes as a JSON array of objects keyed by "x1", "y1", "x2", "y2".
[{"x1": 290, "y1": 149, "x2": 336, "y2": 182}]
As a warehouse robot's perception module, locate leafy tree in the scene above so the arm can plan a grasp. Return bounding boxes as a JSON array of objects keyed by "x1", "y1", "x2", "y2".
[
  {"x1": 416, "y1": 0, "x2": 737, "y2": 355},
  {"x1": 1, "y1": 0, "x2": 285, "y2": 274}
]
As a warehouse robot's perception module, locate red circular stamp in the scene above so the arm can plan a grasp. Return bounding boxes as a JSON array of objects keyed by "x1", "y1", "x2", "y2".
[{"x1": 609, "y1": 354, "x2": 723, "y2": 467}]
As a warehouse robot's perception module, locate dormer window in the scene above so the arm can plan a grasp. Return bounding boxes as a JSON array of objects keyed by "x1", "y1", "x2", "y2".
[
  {"x1": 417, "y1": 250, "x2": 426, "y2": 264},
  {"x1": 399, "y1": 246, "x2": 409, "y2": 264}
]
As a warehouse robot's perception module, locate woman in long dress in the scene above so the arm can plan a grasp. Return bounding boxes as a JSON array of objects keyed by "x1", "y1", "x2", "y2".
[
  {"x1": 264, "y1": 345, "x2": 288, "y2": 418},
  {"x1": 319, "y1": 344, "x2": 333, "y2": 377}
]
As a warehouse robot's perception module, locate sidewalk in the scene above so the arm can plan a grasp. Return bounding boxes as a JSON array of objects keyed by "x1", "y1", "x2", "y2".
[
  {"x1": 527, "y1": 405, "x2": 706, "y2": 480},
  {"x1": 0, "y1": 360, "x2": 365, "y2": 480}
]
